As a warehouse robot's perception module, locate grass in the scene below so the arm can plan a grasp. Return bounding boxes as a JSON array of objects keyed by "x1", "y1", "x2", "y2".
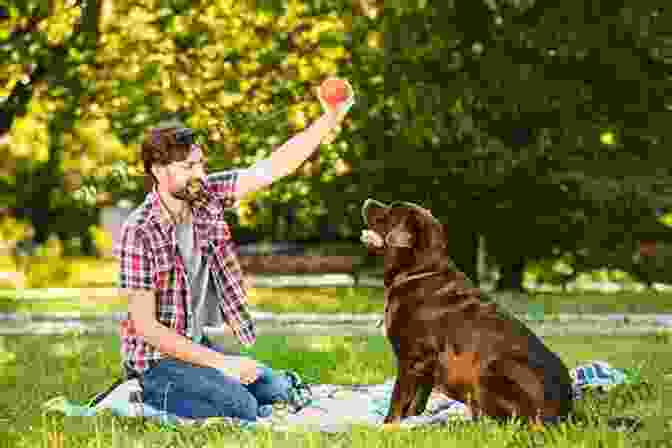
[
  {"x1": 524, "y1": 291, "x2": 672, "y2": 314},
  {"x1": 0, "y1": 296, "x2": 128, "y2": 315},
  {"x1": 1, "y1": 287, "x2": 672, "y2": 316},
  {"x1": 0, "y1": 287, "x2": 386, "y2": 316},
  {"x1": 0, "y1": 331, "x2": 670, "y2": 447}
]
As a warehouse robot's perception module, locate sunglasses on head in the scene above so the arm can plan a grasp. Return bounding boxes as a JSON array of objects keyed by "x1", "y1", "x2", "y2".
[
  {"x1": 151, "y1": 126, "x2": 198, "y2": 146},
  {"x1": 174, "y1": 127, "x2": 195, "y2": 146}
]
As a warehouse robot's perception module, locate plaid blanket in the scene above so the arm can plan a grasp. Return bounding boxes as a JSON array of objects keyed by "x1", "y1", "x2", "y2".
[{"x1": 42, "y1": 361, "x2": 643, "y2": 433}]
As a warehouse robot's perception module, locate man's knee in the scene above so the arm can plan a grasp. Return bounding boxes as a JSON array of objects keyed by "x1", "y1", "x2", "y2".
[
  {"x1": 155, "y1": 364, "x2": 261, "y2": 421},
  {"x1": 231, "y1": 388, "x2": 259, "y2": 422},
  {"x1": 190, "y1": 378, "x2": 260, "y2": 421},
  {"x1": 268, "y1": 372, "x2": 291, "y2": 402}
]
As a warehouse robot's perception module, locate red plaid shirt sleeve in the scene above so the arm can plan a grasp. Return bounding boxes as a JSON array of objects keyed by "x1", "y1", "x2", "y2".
[{"x1": 115, "y1": 222, "x2": 154, "y2": 291}]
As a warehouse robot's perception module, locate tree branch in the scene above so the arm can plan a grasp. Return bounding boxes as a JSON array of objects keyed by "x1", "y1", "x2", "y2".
[{"x1": 1, "y1": 0, "x2": 100, "y2": 137}]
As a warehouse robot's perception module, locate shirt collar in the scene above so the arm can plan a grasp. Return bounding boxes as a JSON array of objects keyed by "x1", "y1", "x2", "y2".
[
  {"x1": 148, "y1": 185, "x2": 172, "y2": 231},
  {"x1": 148, "y1": 181, "x2": 223, "y2": 233}
]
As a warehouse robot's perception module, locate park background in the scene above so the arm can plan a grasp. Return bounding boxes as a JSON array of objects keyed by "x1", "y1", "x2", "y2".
[
  {"x1": 1, "y1": 0, "x2": 671, "y2": 296},
  {"x1": 1, "y1": 0, "x2": 672, "y2": 447}
]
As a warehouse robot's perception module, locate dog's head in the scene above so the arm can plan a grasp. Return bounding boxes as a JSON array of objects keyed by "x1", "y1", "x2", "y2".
[{"x1": 360, "y1": 198, "x2": 454, "y2": 281}]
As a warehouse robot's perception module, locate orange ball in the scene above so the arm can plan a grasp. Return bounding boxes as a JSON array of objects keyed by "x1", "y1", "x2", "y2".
[{"x1": 319, "y1": 78, "x2": 350, "y2": 106}]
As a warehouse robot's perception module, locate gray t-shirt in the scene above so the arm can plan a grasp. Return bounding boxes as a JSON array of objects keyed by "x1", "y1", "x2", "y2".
[
  {"x1": 175, "y1": 219, "x2": 253, "y2": 369},
  {"x1": 174, "y1": 218, "x2": 223, "y2": 343}
]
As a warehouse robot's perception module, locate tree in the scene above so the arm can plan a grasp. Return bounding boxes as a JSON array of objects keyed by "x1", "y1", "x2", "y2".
[
  {"x1": 369, "y1": 0, "x2": 672, "y2": 290},
  {"x1": 1, "y1": 0, "x2": 102, "y2": 252},
  {"x1": 1, "y1": 0, "x2": 356, "y2": 252}
]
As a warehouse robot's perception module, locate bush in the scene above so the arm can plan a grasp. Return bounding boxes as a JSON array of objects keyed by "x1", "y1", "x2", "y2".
[
  {"x1": 17, "y1": 255, "x2": 118, "y2": 288},
  {"x1": 19, "y1": 236, "x2": 67, "y2": 288},
  {"x1": 0, "y1": 217, "x2": 34, "y2": 268},
  {"x1": 631, "y1": 242, "x2": 672, "y2": 286},
  {"x1": 89, "y1": 225, "x2": 113, "y2": 258},
  {"x1": 528, "y1": 255, "x2": 576, "y2": 288},
  {"x1": 64, "y1": 257, "x2": 118, "y2": 287},
  {"x1": 25, "y1": 258, "x2": 70, "y2": 288},
  {"x1": 0, "y1": 216, "x2": 33, "y2": 248},
  {"x1": 0, "y1": 256, "x2": 15, "y2": 270}
]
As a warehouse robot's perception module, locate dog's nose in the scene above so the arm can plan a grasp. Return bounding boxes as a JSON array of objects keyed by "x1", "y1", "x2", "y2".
[{"x1": 361, "y1": 229, "x2": 384, "y2": 248}]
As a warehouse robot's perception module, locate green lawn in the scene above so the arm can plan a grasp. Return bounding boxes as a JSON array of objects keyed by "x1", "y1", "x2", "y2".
[
  {"x1": 524, "y1": 291, "x2": 672, "y2": 314},
  {"x1": 0, "y1": 296, "x2": 128, "y2": 315},
  {"x1": 1, "y1": 288, "x2": 672, "y2": 316},
  {"x1": 0, "y1": 332, "x2": 670, "y2": 447}
]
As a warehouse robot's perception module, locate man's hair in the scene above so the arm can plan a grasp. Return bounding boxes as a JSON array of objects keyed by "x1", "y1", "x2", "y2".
[{"x1": 141, "y1": 123, "x2": 205, "y2": 192}]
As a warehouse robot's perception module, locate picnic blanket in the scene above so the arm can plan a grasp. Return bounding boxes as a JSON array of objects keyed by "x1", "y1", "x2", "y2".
[{"x1": 42, "y1": 360, "x2": 643, "y2": 433}]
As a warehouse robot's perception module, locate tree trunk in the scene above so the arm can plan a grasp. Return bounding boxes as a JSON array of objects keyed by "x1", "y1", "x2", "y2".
[{"x1": 497, "y1": 258, "x2": 526, "y2": 292}]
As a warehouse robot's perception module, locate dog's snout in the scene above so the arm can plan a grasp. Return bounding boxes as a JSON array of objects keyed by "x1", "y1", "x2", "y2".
[{"x1": 361, "y1": 229, "x2": 385, "y2": 248}]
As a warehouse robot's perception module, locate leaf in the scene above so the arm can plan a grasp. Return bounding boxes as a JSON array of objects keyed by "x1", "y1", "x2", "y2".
[
  {"x1": 142, "y1": 63, "x2": 161, "y2": 82},
  {"x1": 257, "y1": 47, "x2": 286, "y2": 66},
  {"x1": 254, "y1": 0, "x2": 287, "y2": 15},
  {"x1": 319, "y1": 31, "x2": 346, "y2": 48},
  {"x1": 50, "y1": 86, "x2": 66, "y2": 97},
  {"x1": 222, "y1": 78, "x2": 240, "y2": 93}
]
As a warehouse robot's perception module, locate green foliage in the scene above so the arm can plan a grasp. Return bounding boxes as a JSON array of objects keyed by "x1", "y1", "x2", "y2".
[
  {"x1": 527, "y1": 254, "x2": 576, "y2": 288},
  {"x1": 377, "y1": 0, "x2": 672, "y2": 284},
  {"x1": 8, "y1": 254, "x2": 118, "y2": 288},
  {"x1": 1, "y1": 0, "x2": 670, "y2": 286},
  {"x1": 1, "y1": 0, "x2": 356, "y2": 250}
]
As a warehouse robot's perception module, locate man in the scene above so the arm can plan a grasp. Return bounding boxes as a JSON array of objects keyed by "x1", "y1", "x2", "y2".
[{"x1": 114, "y1": 82, "x2": 354, "y2": 422}]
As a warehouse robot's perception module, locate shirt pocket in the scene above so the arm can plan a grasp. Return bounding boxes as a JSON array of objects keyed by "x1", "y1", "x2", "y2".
[
  {"x1": 152, "y1": 244, "x2": 175, "y2": 290},
  {"x1": 205, "y1": 214, "x2": 230, "y2": 241}
]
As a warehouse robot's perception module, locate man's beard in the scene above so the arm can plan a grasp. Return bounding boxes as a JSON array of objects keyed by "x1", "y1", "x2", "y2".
[{"x1": 171, "y1": 178, "x2": 209, "y2": 208}]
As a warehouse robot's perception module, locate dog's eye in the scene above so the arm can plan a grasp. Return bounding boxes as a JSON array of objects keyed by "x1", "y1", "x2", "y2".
[{"x1": 370, "y1": 216, "x2": 384, "y2": 225}]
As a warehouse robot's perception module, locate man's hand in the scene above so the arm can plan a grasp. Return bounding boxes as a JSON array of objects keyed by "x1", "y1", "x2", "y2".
[
  {"x1": 316, "y1": 78, "x2": 355, "y2": 144},
  {"x1": 317, "y1": 78, "x2": 355, "y2": 117},
  {"x1": 237, "y1": 359, "x2": 259, "y2": 385},
  {"x1": 215, "y1": 358, "x2": 259, "y2": 385}
]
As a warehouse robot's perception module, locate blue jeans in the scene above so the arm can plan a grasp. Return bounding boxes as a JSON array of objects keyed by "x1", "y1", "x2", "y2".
[{"x1": 141, "y1": 339, "x2": 291, "y2": 422}]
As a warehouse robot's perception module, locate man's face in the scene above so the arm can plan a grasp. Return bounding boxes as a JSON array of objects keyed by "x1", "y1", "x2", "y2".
[{"x1": 154, "y1": 144, "x2": 208, "y2": 204}]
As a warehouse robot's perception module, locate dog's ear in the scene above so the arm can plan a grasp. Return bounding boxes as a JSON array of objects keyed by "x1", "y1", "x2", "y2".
[
  {"x1": 407, "y1": 208, "x2": 445, "y2": 253},
  {"x1": 362, "y1": 198, "x2": 389, "y2": 228},
  {"x1": 406, "y1": 212, "x2": 452, "y2": 275}
]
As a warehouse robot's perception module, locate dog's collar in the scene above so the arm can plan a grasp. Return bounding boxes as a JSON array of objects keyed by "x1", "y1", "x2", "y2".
[
  {"x1": 389, "y1": 270, "x2": 443, "y2": 291},
  {"x1": 376, "y1": 270, "x2": 443, "y2": 328}
]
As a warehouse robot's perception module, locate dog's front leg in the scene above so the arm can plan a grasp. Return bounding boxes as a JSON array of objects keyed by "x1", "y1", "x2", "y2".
[
  {"x1": 408, "y1": 382, "x2": 433, "y2": 416},
  {"x1": 383, "y1": 376, "x2": 403, "y2": 424},
  {"x1": 384, "y1": 363, "x2": 419, "y2": 424}
]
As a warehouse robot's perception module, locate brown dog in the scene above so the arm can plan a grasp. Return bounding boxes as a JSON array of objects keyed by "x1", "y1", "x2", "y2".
[{"x1": 360, "y1": 198, "x2": 574, "y2": 426}]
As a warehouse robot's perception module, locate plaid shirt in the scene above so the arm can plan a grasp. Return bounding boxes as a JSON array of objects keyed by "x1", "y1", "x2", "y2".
[{"x1": 113, "y1": 170, "x2": 257, "y2": 378}]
